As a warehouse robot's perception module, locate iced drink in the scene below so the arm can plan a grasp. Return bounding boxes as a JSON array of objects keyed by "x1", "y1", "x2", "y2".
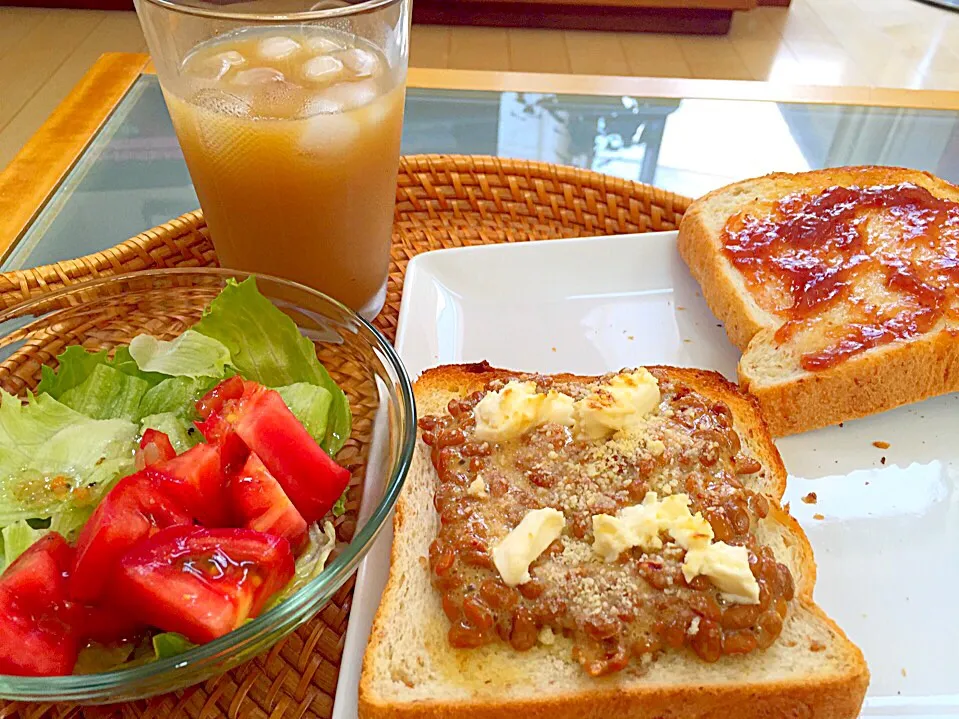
[{"x1": 164, "y1": 28, "x2": 405, "y2": 316}]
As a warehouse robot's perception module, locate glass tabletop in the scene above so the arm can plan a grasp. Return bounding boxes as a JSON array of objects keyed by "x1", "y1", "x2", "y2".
[{"x1": 5, "y1": 73, "x2": 959, "y2": 271}]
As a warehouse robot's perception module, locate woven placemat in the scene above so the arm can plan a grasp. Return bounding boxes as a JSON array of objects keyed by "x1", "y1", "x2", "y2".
[{"x1": 0, "y1": 154, "x2": 690, "y2": 719}]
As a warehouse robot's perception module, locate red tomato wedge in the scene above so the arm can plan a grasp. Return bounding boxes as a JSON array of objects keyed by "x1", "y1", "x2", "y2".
[
  {"x1": 196, "y1": 377, "x2": 252, "y2": 475},
  {"x1": 197, "y1": 378, "x2": 350, "y2": 523},
  {"x1": 228, "y1": 453, "x2": 308, "y2": 552},
  {"x1": 146, "y1": 444, "x2": 228, "y2": 527},
  {"x1": 135, "y1": 429, "x2": 177, "y2": 471},
  {"x1": 68, "y1": 603, "x2": 144, "y2": 645},
  {"x1": 232, "y1": 390, "x2": 350, "y2": 524},
  {"x1": 70, "y1": 474, "x2": 193, "y2": 604},
  {"x1": 0, "y1": 533, "x2": 79, "y2": 676},
  {"x1": 195, "y1": 375, "x2": 246, "y2": 419},
  {"x1": 195, "y1": 414, "x2": 249, "y2": 476},
  {"x1": 3, "y1": 533, "x2": 72, "y2": 600},
  {"x1": 111, "y1": 526, "x2": 294, "y2": 644}
]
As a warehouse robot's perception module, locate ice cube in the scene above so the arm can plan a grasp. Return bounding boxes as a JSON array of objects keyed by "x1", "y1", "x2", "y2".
[
  {"x1": 300, "y1": 55, "x2": 344, "y2": 84},
  {"x1": 362, "y1": 85, "x2": 400, "y2": 127},
  {"x1": 257, "y1": 35, "x2": 301, "y2": 60},
  {"x1": 300, "y1": 94, "x2": 344, "y2": 117},
  {"x1": 188, "y1": 50, "x2": 246, "y2": 81},
  {"x1": 305, "y1": 35, "x2": 344, "y2": 54},
  {"x1": 252, "y1": 80, "x2": 307, "y2": 118},
  {"x1": 323, "y1": 79, "x2": 378, "y2": 111},
  {"x1": 232, "y1": 67, "x2": 286, "y2": 86},
  {"x1": 211, "y1": 51, "x2": 246, "y2": 79},
  {"x1": 299, "y1": 108, "x2": 360, "y2": 156},
  {"x1": 218, "y1": 50, "x2": 245, "y2": 67},
  {"x1": 337, "y1": 47, "x2": 380, "y2": 78},
  {"x1": 190, "y1": 88, "x2": 253, "y2": 118}
]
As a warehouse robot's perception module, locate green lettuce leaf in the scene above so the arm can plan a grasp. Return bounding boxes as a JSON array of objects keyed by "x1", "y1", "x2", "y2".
[
  {"x1": 192, "y1": 278, "x2": 351, "y2": 454},
  {"x1": 129, "y1": 330, "x2": 231, "y2": 379},
  {"x1": 138, "y1": 376, "x2": 219, "y2": 420},
  {"x1": 1, "y1": 520, "x2": 47, "y2": 568},
  {"x1": 109, "y1": 346, "x2": 165, "y2": 386},
  {"x1": 73, "y1": 643, "x2": 137, "y2": 675},
  {"x1": 332, "y1": 491, "x2": 347, "y2": 518},
  {"x1": 76, "y1": 631, "x2": 196, "y2": 673},
  {"x1": 0, "y1": 391, "x2": 136, "y2": 527},
  {"x1": 58, "y1": 364, "x2": 149, "y2": 422},
  {"x1": 276, "y1": 383, "x2": 332, "y2": 446},
  {"x1": 36, "y1": 346, "x2": 111, "y2": 399},
  {"x1": 151, "y1": 632, "x2": 197, "y2": 659},
  {"x1": 36, "y1": 280, "x2": 351, "y2": 455},
  {"x1": 37, "y1": 346, "x2": 163, "y2": 401},
  {"x1": 140, "y1": 413, "x2": 202, "y2": 454}
]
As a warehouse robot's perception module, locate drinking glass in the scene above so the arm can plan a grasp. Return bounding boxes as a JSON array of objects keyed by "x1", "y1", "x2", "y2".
[{"x1": 134, "y1": 0, "x2": 410, "y2": 319}]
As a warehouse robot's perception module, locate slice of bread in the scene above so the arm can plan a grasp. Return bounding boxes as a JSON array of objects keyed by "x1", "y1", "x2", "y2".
[
  {"x1": 359, "y1": 363, "x2": 868, "y2": 719},
  {"x1": 678, "y1": 165, "x2": 959, "y2": 436}
]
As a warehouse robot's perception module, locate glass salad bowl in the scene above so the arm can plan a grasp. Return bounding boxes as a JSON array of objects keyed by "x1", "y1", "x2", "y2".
[{"x1": 0, "y1": 268, "x2": 415, "y2": 703}]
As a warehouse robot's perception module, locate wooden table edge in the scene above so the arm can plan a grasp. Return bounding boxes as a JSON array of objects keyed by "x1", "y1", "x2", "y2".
[
  {"x1": 0, "y1": 52, "x2": 151, "y2": 263},
  {"x1": 408, "y1": 68, "x2": 959, "y2": 110},
  {"x1": 3, "y1": 52, "x2": 959, "y2": 260}
]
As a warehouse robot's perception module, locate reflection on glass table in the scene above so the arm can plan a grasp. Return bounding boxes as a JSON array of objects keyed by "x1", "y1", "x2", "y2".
[
  {"x1": 5, "y1": 73, "x2": 959, "y2": 272},
  {"x1": 916, "y1": 0, "x2": 959, "y2": 10}
]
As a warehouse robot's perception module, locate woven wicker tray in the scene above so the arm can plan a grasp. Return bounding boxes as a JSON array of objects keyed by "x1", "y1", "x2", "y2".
[{"x1": 0, "y1": 154, "x2": 690, "y2": 719}]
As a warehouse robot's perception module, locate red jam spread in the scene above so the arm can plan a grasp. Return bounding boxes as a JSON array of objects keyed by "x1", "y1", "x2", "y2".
[{"x1": 722, "y1": 183, "x2": 959, "y2": 370}]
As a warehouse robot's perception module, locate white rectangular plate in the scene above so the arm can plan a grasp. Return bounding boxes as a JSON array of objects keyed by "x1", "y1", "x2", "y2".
[{"x1": 335, "y1": 232, "x2": 958, "y2": 718}]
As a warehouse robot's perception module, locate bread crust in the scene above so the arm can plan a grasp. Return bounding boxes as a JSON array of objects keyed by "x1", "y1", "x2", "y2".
[
  {"x1": 741, "y1": 326, "x2": 959, "y2": 436},
  {"x1": 360, "y1": 674, "x2": 866, "y2": 719},
  {"x1": 359, "y1": 363, "x2": 869, "y2": 719},
  {"x1": 678, "y1": 165, "x2": 959, "y2": 436}
]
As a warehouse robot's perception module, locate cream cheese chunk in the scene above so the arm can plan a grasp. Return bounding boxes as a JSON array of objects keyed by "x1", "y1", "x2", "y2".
[
  {"x1": 473, "y1": 381, "x2": 575, "y2": 442},
  {"x1": 492, "y1": 507, "x2": 565, "y2": 587},
  {"x1": 473, "y1": 370, "x2": 661, "y2": 443},
  {"x1": 592, "y1": 491, "x2": 759, "y2": 604},
  {"x1": 683, "y1": 542, "x2": 760, "y2": 605},
  {"x1": 574, "y1": 369, "x2": 661, "y2": 440},
  {"x1": 592, "y1": 492, "x2": 713, "y2": 561},
  {"x1": 656, "y1": 494, "x2": 715, "y2": 550}
]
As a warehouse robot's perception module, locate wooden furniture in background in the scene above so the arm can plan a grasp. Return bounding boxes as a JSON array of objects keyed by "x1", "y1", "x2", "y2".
[
  {"x1": 0, "y1": 0, "x2": 133, "y2": 7},
  {"x1": 412, "y1": 0, "x2": 758, "y2": 34},
  {"x1": 0, "y1": 0, "x2": 765, "y2": 33}
]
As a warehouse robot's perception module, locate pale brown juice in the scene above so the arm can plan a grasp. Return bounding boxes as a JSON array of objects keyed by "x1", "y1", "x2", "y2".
[{"x1": 165, "y1": 29, "x2": 405, "y2": 315}]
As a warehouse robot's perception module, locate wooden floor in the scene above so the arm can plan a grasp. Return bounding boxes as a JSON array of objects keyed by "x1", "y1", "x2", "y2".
[{"x1": 2, "y1": 0, "x2": 959, "y2": 169}]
